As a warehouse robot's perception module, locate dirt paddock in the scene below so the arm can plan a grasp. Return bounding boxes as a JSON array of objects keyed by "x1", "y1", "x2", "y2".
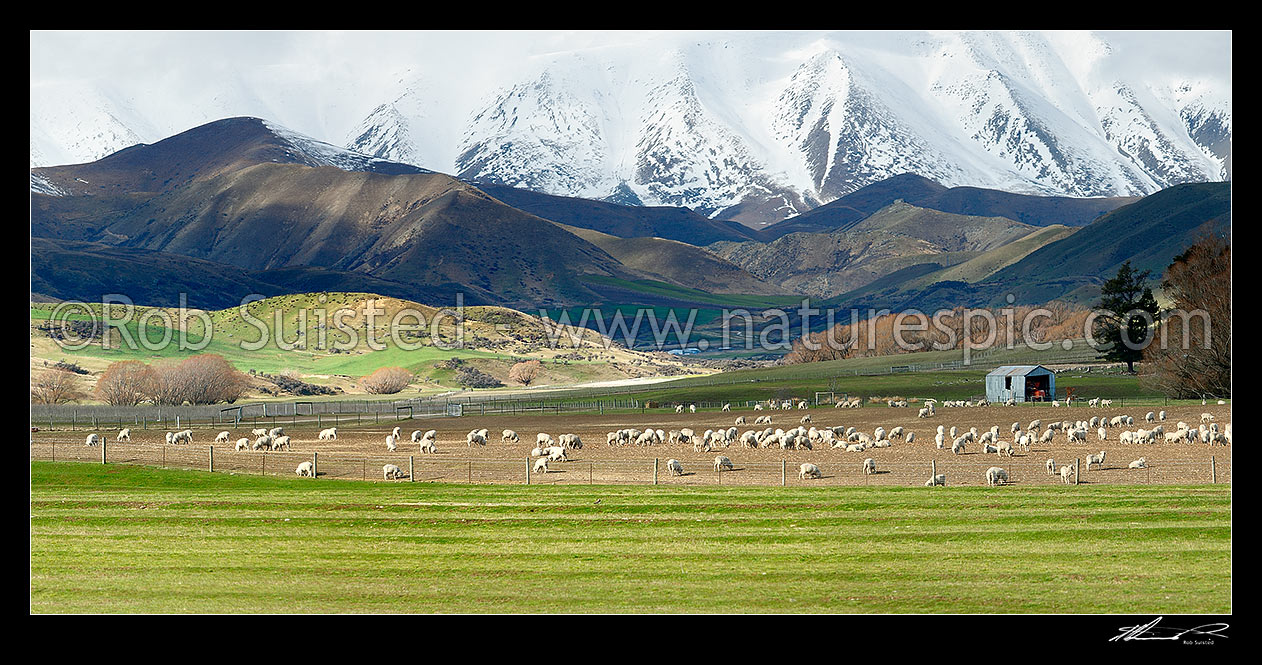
[{"x1": 31, "y1": 402, "x2": 1231, "y2": 487}]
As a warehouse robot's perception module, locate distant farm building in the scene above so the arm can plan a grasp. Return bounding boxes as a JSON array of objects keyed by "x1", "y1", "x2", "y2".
[{"x1": 985, "y1": 365, "x2": 1056, "y2": 403}]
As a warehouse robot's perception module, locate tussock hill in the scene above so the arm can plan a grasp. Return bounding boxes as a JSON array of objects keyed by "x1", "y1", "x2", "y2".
[
  {"x1": 764, "y1": 173, "x2": 1135, "y2": 238},
  {"x1": 30, "y1": 118, "x2": 653, "y2": 308},
  {"x1": 554, "y1": 224, "x2": 785, "y2": 296},
  {"x1": 709, "y1": 203, "x2": 1044, "y2": 299},
  {"x1": 472, "y1": 182, "x2": 762, "y2": 245}
]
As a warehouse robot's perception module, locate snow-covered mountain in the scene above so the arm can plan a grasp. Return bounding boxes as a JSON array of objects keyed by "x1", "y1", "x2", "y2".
[{"x1": 31, "y1": 31, "x2": 1231, "y2": 224}]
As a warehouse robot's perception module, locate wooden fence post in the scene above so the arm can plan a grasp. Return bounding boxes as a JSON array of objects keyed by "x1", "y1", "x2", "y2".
[
  {"x1": 1211, "y1": 456, "x2": 1216, "y2": 484},
  {"x1": 653, "y1": 458, "x2": 658, "y2": 485},
  {"x1": 209, "y1": 445, "x2": 214, "y2": 473},
  {"x1": 1075, "y1": 457, "x2": 1080, "y2": 485},
  {"x1": 313, "y1": 452, "x2": 318, "y2": 478},
  {"x1": 410, "y1": 456, "x2": 415, "y2": 483},
  {"x1": 526, "y1": 457, "x2": 530, "y2": 485},
  {"x1": 101, "y1": 439, "x2": 106, "y2": 465},
  {"x1": 781, "y1": 459, "x2": 786, "y2": 487}
]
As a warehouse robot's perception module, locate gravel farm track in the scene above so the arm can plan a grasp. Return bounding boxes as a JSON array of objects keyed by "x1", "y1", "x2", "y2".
[{"x1": 31, "y1": 402, "x2": 1231, "y2": 488}]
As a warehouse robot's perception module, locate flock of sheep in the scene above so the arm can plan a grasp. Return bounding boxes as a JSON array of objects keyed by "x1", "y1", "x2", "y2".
[{"x1": 76, "y1": 397, "x2": 1228, "y2": 486}]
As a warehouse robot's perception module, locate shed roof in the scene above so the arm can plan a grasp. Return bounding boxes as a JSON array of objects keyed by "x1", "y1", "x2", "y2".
[{"x1": 987, "y1": 365, "x2": 1052, "y2": 377}]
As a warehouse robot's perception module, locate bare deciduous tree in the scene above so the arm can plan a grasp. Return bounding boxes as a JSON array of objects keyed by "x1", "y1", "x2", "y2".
[
  {"x1": 508, "y1": 360, "x2": 542, "y2": 386},
  {"x1": 94, "y1": 360, "x2": 153, "y2": 406},
  {"x1": 31, "y1": 369, "x2": 85, "y2": 404}
]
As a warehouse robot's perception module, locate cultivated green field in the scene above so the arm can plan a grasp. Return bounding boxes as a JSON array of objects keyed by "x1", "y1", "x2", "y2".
[{"x1": 30, "y1": 462, "x2": 1230, "y2": 613}]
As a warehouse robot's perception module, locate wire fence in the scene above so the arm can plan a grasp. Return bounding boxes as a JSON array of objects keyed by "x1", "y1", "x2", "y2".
[{"x1": 30, "y1": 442, "x2": 1230, "y2": 487}]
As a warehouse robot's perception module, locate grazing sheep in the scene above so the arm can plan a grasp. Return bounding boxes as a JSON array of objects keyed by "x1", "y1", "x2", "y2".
[
  {"x1": 1046, "y1": 458, "x2": 1056, "y2": 475},
  {"x1": 951, "y1": 438, "x2": 966, "y2": 455},
  {"x1": 675, "y1": 404, "x2": 684, "y2": 414},
  {"x1": 419, "y1": 436, "x2": 437, "y2": 454},
  {"x1": 466, "y1": 431, "x2": 487, "y2": 447},
  {"x1": 215, "y1": 431, "x2": 231, "y2": 443},
  {"x1": 272, "y1": 435, "x2": 291, "y2": 451},
  {"x1": 665, "y1": 459, "x2": 685, "y2": 476},
  {"x1": 235, "y1": 438, "x2": 250, "y2": 452},
  {"x1": 116, "y1": 429, "x2": 131, "y2": 442},
  {"x1": 391, "y1": 426, "x2": 402, "y2": 441},
  {"x1": 714, "y1": 456, "x2": 734, "y2": 472},
  {"x1": 862, "y1": 458, "x2": 876, "y2": 475},
  {"x1": 171, "y1": 430, "x2": 193, "y2": 445},
  {"x1": 735, "y1": 416, "x2": 746, "y2": 425},
  {"x1": 689, "y1": 404, "x2": 697, "y2": 413},
  {"x1": 386, "y1": 435, "x2": 398, "y2": 452},
  {"x1": 1129, "y1": 458, "x2": 1147, "y2": 469},
  {"x1": 1145, "y1": 412, "x2": 1156, "y2": 423},
  {"x1": 296, "y1": 461, "x2": 314, "y2": 477},
  {"x1": 85, "y1": 433, "x2": 102, "y2": 447},
  {"x1": 269, "y1": 427, "x2": 285, "y2": 439},
  {"x1": 1200, "y1": 412, "x2": 1215, "y2": 423},
  {"x1": 722, "y1": 403, "x2": 731, "y2": 412},
  {"x1": 533, "y1": 458, "x2": 549, "y2": 474},
  {"x1": 1059, "y1": 465, "x2": 1077, "y2": 485},
  {"x1": 253, "y1": 435, "x2": 273, "y2": 451},
  {"x1": 1158, "y1": 410, "x2": 1167, "y2": 421},
  {"x1": 925, "y1": 473, "x2": 946, "y2": 487},
  {"x1": 798, "y1": 463, "x2": 822, "y2": 480},
  {"x1": 318, "y1": 428, "x2": 338, "y2": 441},
  {"x1": 985, "y1": 467, "x2": 1009, "y2": 486},
  {"x1": 905, "y1": 432, "x2": 916, "y2": 444},
  {"x1": 1098, "y1": 427, "x2": 1107, "y2": 441},
  {"x1": 251, "y1": 428, "x2": 268, "y2": 437},
  {"x1": 996, "y1": 440, "x2": 1014, "y2": 457},
  {"x1": 545, "y1": 446, "x2": 569, "y2": 462},
  {"x1": 383, "y1": 464, "x2": 404, "y2": 480}
]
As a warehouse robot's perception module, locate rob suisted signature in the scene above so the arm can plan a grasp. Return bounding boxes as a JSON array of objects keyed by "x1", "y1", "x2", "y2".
[{"x1": 1110, "y1": 617, "x2": 1229, "y2": 643}]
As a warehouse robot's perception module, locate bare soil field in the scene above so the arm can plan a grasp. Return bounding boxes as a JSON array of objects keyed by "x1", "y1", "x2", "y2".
[{"x1": 31, "y1": 402, "x2": 1231, "y2": 487}]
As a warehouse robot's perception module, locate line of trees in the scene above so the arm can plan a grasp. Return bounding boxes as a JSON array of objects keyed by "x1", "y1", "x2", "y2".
[
  {"x1": 784, "y1": 301, "x2": 1091, "y2": 364},
  {"x1": 89, "y1": 354, "x2": 250, "y2": 406}
]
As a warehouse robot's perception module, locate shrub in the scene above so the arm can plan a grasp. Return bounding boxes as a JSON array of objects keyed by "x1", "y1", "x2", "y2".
[{"x1": 361, "y1": 367, "x2": 413, "y2": 394}]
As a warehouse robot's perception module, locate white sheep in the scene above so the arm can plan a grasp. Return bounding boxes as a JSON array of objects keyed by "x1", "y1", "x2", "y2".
[
  {"x1": 235, "y1": 438, "x2": 250, "y2": 452},
  {"x1": 215, "y1": 431, "x2": 230, "y2": 443},
  {"x1": 925, "y1": 473, "x2": 945, "y2": 487},
  {"x1": 251, "y1": 428, "x2": 268, "y2": 437},
  {"x1": 533, "y1": 457, "x2": 549, "y2": 474},
  {"x1": 985, "y1": 467, "x2": 1009, "y2": 486},
  {"x1": 862, "y1": 458, "x2": 876, "y2": 475},
  {"x1": 116, "y1": 429, "x2": 131, "y2": 442},
  {"x1": 391, "y1": 426, "x2": 402, "y2": 441},
  {"x1": 383, "y1": 464, "x2": 404, "y2": 480},
  {"x1": 1085, "y1": 451, "x2": 1106, "y2": 471},
  {"x1": 386, "y1": 434, "x2": 398, "y2": 452},
  {"x1": 501, "y1": 429, "x2": 519, "y2": 443},
  {"x1": 269, "y1": 427, "x2": 285, "y2": 439},
  {"x1": 714, "y1": 456, "x2": 734, "y2": 472},
  {"x1": 419, "y1": 436, "x2": 437, "y2": 454},
  {"x1": 318, "y1": 427, "x2": 338, "y2": 440},
  {"x1": 296, "y1": 461, "x2": 315, "y2": 477},
  {"x1": 85, "y1": 433, "x2": 102, "y2": 447},
  {"x1": 1046, "y1": 458, "x2": 1056, "y2": 475},
  {"x1": 665, "y1": 459, "x2": 685, "y2": 476},
  {"x1": 1128, "y1": 458, "x2": 1147, "y2": 469},
  {"x1": 272, "y1": 435, "x2": 291, "y2": 451},
  {"x1": 798, "y1": 463, "x2": 822, "y2": 480},
  {"x1": 1059, "y1": 465, "x2": 1077, "y2": 485}
]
